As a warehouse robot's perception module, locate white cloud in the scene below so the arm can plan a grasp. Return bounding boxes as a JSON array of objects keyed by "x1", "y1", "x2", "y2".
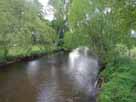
[
  {"x1": 131, "y1": 29, "x2": 136, "y2": 38},
  {"x1": 104, "y1": 7, "x2": 111, "y2": 14},
  {"x1": 44, "y1": 5, "x2": 55, "y2": 21},
  {"x1": 38, "y1": 0, "x2": 55, "y2": 21},
  {"x1": 39, "y1": 0, "x2": 49, "y2": 7}
]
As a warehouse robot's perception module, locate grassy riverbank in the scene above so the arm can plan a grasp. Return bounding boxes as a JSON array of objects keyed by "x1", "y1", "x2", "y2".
[
  {"x1": 0, "y1": 45, "x2": 57, "y2": 66},
  {"x1": 99, "y1": 57, "x2": 136, "y2": 102}
]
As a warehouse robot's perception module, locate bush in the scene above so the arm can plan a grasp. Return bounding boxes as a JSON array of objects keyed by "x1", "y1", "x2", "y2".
[
  {"x1": 63, "y1": 31, "x2": 90, "y2": 50},
  {"x1": 99, "y1": 57, "x2": 136, "y2": 102}
]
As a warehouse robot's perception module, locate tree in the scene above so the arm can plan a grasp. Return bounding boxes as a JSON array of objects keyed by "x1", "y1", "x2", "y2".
[
  {"x1": 64, "y1": 0, "x2": 136, "y2": 63},
  {"x1": 0, "y1": 0, "x2": 58, "y2": 60}
]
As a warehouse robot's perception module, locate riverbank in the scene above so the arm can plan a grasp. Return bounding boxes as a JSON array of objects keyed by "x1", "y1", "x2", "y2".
[
  {"x1": 98, "y1": 56, "x2": 136, "y2": 102},
  {"x1": 0, "y1": 53, "x2": 46, "y2": 67},
  {"x1": 0, "y1": 48, "x2": 67, "y2": 67}
]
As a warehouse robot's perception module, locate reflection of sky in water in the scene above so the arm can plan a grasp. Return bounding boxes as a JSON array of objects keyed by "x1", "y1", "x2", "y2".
[
  {"x1": 26, "y1": 61, "x2": 64, "y2": 102},
  {"x1": 25, "y1": 48, "x2": 99, "y2": 101},
  {"x1": 26, "y1": 49, "x2": 99, "y2": 101},
  {"x1": 37, "y1": 82, "x2": 62, "y2": 102},
  {"x1": 27, "y1": 60, "x2": 39, "y2": 77},
  {"x1": 0, "y1": 51, "x2": 98, "y2": 102},
  {"x1": 37, "y1": 65, "x2": 64, "y2": 102},
  {"x1": 26, "y1": 60, "x2": 40, "y2": 87},
  {"x1": 68, "y1": 47, "x2": 99, "y2": 95}
]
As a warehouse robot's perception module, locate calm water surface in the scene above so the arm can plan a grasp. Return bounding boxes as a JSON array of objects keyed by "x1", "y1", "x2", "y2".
[{"x1": 0, "y1": 52, "x2": 99, "y2": 102}]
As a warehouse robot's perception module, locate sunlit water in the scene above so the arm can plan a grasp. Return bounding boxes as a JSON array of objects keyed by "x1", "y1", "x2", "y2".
[{"x1": 0, "y1": 47, "x2": 99, "y2": 102}]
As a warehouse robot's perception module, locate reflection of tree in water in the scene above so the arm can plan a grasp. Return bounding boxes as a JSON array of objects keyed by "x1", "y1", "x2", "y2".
[{"x1": 68, "y1": 47, "x2": 99, "y2": 100}]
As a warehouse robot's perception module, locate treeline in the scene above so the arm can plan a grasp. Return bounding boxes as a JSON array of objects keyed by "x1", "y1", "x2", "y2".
[
  {"x1": 61, "y1": 0, "x2": 136, "y2": 101},
  {"x1": 0, "y1": 0, "x2": 58, "y2": 62},
  {"x1": 63, "y1": 0, "x2": 136, "y2": 63},
  {"x1": 0, "y1": 0, "x2": 136, "y2": 101}
]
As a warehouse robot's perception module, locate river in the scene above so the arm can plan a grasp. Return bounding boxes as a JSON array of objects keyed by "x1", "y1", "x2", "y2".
[{"x1": 0, "y1": 47, "x2": 99, "y2": 102}]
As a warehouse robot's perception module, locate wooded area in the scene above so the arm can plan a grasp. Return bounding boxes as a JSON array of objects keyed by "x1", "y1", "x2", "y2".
[{"x1": 0, "y1": 0, "x2": 136, "y2": 102}]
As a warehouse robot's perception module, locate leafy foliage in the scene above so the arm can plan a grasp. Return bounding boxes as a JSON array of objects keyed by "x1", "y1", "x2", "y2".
[
  {"x1": 64, "y1": 0, "x2": 136, "y2": 63},
  {"x1": 0, "y1": 0, "x2": 58, "y2": 62},
  {"x1": 62, "y1": 1, "x2": 136, "y2": 101},
  {"x1": 99, "y1": 57, "x2": 136, "y2": 102},
  {"x1": 0, "y1": 0, "x2": 136, "y2": 101}
]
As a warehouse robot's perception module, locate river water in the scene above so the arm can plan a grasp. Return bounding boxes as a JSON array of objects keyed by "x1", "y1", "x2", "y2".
[{"x1": 0, "y1": 48, "x2": 99, "y2": 102}]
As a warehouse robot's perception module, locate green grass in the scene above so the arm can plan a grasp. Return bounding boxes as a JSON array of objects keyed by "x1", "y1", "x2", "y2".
[
  {"x1": 99, "y1": 57, "x2": 136, "y2": 102},
  {"x1": 0, "y1": 45, "x2": 57, "y2": 63}
]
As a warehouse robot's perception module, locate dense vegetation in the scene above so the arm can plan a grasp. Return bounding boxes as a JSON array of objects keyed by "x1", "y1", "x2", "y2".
[
  {"x1": 0, "y1": 0, "x2": 58, "y2": 63},
  {"x1": 99, "y1": 57, "x2": 136, "y2": 102},
  {"x1": 64, "y1": 0, "x2": 136, "y2": 102},
  {"x1": 63, "y1": 0, "x2": 136, "y2": 102},
  {"x1": 64, "y1": 0, "x2": 136, "y2": 62},
  {"x1": 0, "y1": 0, "x2": 136, "y2": 102}
]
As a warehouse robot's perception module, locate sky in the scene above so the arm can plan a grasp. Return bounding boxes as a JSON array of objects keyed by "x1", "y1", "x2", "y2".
[
  {"x1": 131, "y1": 29, "x2": 136, "y2": 38},
  {"x1": 39, "y1": 0, "x2": 49, "y2": 7},
  {"x1": 38, "y1": 0, "x2": 55, "y2": 21}
]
